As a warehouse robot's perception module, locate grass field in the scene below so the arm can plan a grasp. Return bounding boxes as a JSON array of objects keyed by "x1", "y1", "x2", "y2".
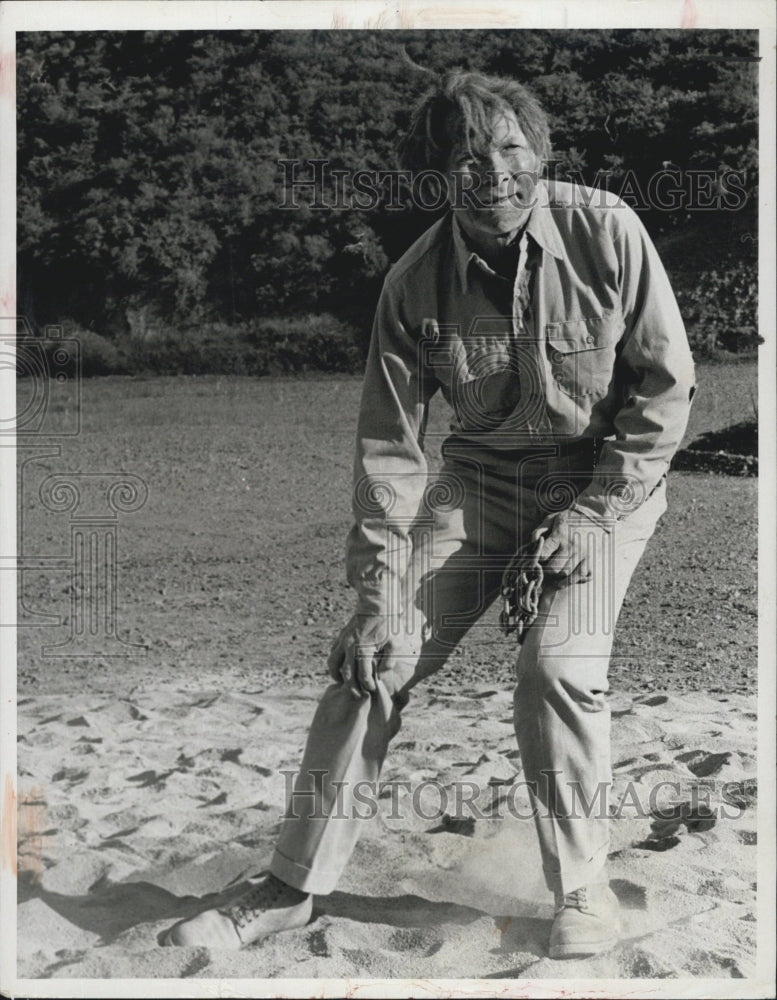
[{"x1": 16, "y1": 359, "x2": 758, "y2": 698}]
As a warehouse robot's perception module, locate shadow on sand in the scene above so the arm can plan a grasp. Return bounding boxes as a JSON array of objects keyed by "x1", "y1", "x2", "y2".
[{"x1": 20, "y1": 867, "x2": 554, "y2": 963}]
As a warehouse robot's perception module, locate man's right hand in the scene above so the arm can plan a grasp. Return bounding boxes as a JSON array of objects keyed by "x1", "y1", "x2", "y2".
[
  {"x1": 327, "y1": 615, "x2": 392, "y2": 699},
  {"x1": 327, "y1": 614, "x2": 423, "y2": 700}
]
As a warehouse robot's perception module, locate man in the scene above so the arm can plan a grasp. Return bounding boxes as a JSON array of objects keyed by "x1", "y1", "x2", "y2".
[{"x1": 164, "y1": 70, "x2": 695, "y2": 959}]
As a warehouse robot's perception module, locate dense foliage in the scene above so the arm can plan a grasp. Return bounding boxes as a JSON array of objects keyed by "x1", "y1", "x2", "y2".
[{"x1": 17, "y1": 29, "x2": 758, "y2": 373}]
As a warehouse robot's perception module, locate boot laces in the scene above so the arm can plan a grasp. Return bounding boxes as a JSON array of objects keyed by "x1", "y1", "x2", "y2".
[
  {"x1": 229, "y1": 876, "x2": 283, "y2": 930},
  {"x1": 559, "y1": 887, "x2": 590, "y2": 914}
]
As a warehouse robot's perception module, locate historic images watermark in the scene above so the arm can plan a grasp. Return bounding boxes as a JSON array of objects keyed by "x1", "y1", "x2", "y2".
[
  {"x1": 279, "y1": 769, "x2": 750, "y2": 824},
  {"x1": 278, "y1": 159, "x2": 749, "y2": 213}
]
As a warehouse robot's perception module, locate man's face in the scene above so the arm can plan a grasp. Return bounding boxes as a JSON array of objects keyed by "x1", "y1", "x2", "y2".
[{"x1": 443, "y1": 109, "x2": 541, "y2": 238}]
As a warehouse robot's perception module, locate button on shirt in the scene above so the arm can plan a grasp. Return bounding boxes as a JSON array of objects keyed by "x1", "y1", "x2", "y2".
[
  {"x1": 346, "y1": 180, "x2": 696, "y2": 617},
  {"x1": 443, "y1": 217, "x2": 543, "y2": 436}
]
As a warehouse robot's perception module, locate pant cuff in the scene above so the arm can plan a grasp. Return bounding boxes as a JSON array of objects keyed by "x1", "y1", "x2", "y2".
[
  {"x1": 270, "y1": 847, "x2": 341, "y2": 895},
  {"x1": 542, "y1": 844, "x2": 610, "y2": 897}
]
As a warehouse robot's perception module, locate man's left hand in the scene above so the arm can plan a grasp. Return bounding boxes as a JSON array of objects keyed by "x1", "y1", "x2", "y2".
[{"x1": 532, "y1": 508, "x2": 605, "y2": 583}]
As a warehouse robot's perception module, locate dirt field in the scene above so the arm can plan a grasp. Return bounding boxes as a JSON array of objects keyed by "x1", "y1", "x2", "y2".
[
  {"x1": 16, "y1": 359, "x2": 757, "y2": 700},
  {"x1": 18, "y1": 364, "x2": 757, "y2": 693}
]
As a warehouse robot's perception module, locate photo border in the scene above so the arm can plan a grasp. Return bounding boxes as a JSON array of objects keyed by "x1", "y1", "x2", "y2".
[{"x1": 1, "y1": 2, "x2": 774, "y2": 997}]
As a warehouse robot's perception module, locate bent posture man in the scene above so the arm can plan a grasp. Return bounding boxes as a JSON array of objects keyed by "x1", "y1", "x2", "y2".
[{"x1": 165, "y1": 70, "x2": 695, "y2": 958}]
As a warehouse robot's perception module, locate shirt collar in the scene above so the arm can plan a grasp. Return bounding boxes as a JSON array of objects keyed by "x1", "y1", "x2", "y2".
[
  {"x1": 451, "y1": 180, "x2": 565, "y2": 292},
  {"x1": 526, "y1": 180, "x2": 565, "y2": 261}
]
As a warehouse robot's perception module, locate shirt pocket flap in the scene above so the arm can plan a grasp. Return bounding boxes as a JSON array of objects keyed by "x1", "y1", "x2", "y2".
[
  {"x1": 546, "y1": 311, "x2": 622, "y2": 356},
  {"x1": 545, "y1": 311, "x2": 623, "y2": 399}
]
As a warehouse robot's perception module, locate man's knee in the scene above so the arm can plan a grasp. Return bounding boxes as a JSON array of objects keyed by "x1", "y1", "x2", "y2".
[{"x1": 516, "y1": 635, "x2": 611, "y2": 707}]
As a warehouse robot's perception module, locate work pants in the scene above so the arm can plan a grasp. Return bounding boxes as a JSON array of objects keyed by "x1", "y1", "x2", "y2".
[{"x1": 271, "y1": 444, "x2": 667, "y2": 897}]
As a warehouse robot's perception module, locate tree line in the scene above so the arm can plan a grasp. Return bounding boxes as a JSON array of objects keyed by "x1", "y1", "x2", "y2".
[{"x1": 17, "y1": 29, "x2": 758, "y2": 372}]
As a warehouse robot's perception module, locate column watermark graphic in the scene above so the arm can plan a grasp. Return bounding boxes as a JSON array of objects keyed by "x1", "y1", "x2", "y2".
[
  {"x1": 5, "y1": 316, "x2": 149, "y2": 659},
  {"x1": 36, "y1": 473, "x2": 148, "y2": 657}
]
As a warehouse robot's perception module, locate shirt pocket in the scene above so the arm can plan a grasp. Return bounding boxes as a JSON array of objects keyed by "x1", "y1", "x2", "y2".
[
  {"x1": 425, "y1": 319, "x2": 513, "y2": 384},
  {"x1": 423, "y1": 319, "x2": 521, "y2": 428},
  {"x1": 545, "y1": 310, "x2": 623, "y2": 399}
]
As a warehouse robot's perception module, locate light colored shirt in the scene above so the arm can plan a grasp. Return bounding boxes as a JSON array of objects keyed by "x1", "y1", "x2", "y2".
[{"x1": 346, "y1": 179, "x2": 696, "y2": 617}]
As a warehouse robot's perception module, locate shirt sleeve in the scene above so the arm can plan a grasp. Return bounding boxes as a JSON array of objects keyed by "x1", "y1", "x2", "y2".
[
  {"x1": 345, "y1": 276, "x2": 439, "y2": 617},
  {"x1": 572, "y1": 205, "x2": 696, "y2": 526}
]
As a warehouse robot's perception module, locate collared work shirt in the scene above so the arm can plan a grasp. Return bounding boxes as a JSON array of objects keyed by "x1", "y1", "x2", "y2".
[{"x1": 347, "y1": 180, "x2": 696, "y2": 616}]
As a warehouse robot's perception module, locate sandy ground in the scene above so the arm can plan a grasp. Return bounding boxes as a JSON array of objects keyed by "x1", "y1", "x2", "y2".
[{"x1": 16, "y1": 679, "x2": 758, "y2": 982}]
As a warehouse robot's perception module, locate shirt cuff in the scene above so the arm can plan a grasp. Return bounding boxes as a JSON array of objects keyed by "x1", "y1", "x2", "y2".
[
  {"x1": 569, "y1": 498, "x2": 614, "y2": 532},
  {"x1": 351, "y1": 571, "x2": 404, "y2": 619},
  {"x1": 573, "y1": 471, "x2": 668, "y2": 528}
]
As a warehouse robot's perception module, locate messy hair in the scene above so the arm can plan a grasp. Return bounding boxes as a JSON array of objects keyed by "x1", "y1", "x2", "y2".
[{"x1": 399, "y1": 69, "x2": 551, "y2": 175}]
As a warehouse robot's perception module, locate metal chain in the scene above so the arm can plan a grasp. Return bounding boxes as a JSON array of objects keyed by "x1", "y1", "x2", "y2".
[{"x1": 499, "y1": 536, "x2": 545, "y2": 643}]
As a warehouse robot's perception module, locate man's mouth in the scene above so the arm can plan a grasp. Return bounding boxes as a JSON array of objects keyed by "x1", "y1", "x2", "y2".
[{"x1": 479, "y1": 190, "x2": 521, "y2": 207}]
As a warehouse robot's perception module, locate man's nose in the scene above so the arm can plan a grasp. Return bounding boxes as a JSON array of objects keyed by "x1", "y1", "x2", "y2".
[{"x1": 478, "y1": 150, "x2": 512, "y2": 190}]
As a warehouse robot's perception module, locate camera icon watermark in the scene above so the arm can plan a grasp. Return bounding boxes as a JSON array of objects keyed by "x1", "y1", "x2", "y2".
[{"x1": 1, "y1": 318, "x2": 81, "y2": 438}]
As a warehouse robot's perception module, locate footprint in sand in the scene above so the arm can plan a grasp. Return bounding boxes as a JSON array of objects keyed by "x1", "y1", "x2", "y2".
[
  {"x1": 306, "y1": 928, "x2": 330, "y2": 957},
  {"x1": 188, "y1": 695, "x2": 222, "y2": 710},
  {"x1": 126, "y1": 769, "x2": 178, "y2": 789},
  {"x1": 39, "y1": 713, "x2": 64, "y2": 725},
  {"x1": 427, "y1": 814, "x2": 477, "y2": 837},
  {"x1": 674, "y1": 749, "x2": 734, "y2": 777},
  {"x1": 197, "y1": 791, "x2": 228, "y2": 808},
  {"x1": 634, "y1": 694, "x2": 669, "y2": 707},
  {"x1": 387, "y1": 926, "x2": 444, "y2": 956},
  {"x1": 636, "y1": 835, "x2": 681, "y2": 852},
  {"x1": 52, "y1": 767, "x2": 90, "y2": 784},
  {"x1": 634, "y1": 798, "x2": 717, "y2": 851},
  {"x1": 249, "y1": 764, "x2": 273, "y2": 777},
  {"x1": 98, "y1": 825, "x2": 143, "y2": 842},
  {"x1": 686, "y1": 949, "x2": 747, "y2": 979},
  {"x1": 627, "y1": 946, "x2": 677, "y2": 978},
  {"x1": 722, "y1": 778, "x2": 757, "y2": 810},
  {"x1": 40, "y1": 950, "x2": 91, "y2": 978}
]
